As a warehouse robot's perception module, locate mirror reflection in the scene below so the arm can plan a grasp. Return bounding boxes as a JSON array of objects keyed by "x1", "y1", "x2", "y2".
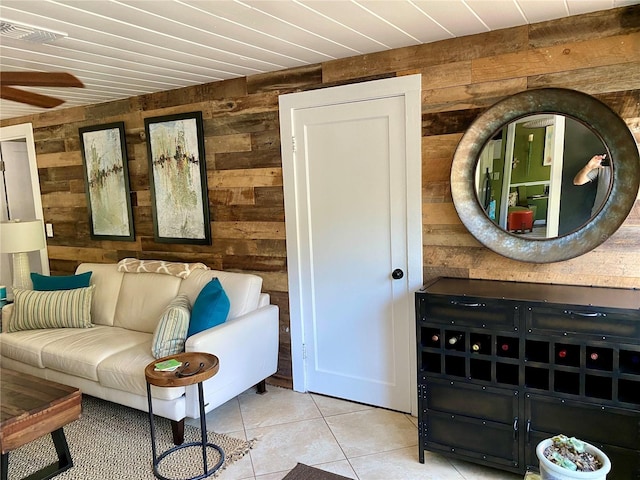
[{"x1": 475, "y1": 114, "x2": 611, "y2": 239}]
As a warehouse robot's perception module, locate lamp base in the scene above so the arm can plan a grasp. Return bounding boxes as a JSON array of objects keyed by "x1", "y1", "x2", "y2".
[{"x1": 12, "y1": 252, "x2": 33, "y2": 290}]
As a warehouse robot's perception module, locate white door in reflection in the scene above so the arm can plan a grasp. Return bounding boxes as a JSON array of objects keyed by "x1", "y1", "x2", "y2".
[{"x1": 498, "y1": 115, "x2": 565, "y2": 238}]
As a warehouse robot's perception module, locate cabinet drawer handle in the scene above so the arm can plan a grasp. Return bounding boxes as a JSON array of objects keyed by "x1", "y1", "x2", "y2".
[
  {"x1": 564, "y1": 310, "x2": 606, "y2": 318},
  {"x1": 526, "y1": 419, "x2": 531, "y2": 443},
  {"x1": 451, "y1": 301, "x2": 485, "y2": 308},
  {"x1": 513, "y1": 417, "x2": 519, "y2": 440}
]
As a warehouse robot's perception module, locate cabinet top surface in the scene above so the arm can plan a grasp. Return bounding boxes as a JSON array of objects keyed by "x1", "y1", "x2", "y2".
[{"x1": 421, "y1": 277, "x2": 640, "y2": 311}]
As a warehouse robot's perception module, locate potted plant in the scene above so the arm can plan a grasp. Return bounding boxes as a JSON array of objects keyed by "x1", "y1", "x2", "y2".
[{"x1": 536, "y1": 435, "x2": 611, "y2": 480}]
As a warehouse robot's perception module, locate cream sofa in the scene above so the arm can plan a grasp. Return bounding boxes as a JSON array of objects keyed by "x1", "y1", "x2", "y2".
[{"x1": 0, "y1": 262, "x2": 279, "y2": 442}]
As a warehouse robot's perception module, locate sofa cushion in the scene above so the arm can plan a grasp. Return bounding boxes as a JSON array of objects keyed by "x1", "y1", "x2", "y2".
[
  {"x1": 76, "y1": 263, "x2": 124, "y2": 327},
  {"x1": 0, "y1": 328, "x2": 90, "y2": 368},
  {"x1": 179, "y1": 268, "x2": 262, "y2": 320},
  {"x1": 97, "y1": 342, "x2": 185, "y2": 400},
  {"x1": 41, "y1": 326, "x2": 151, "y2": 381},
  {"x1": 8, "y1": 286, "x2": 95, "y2": 332},
  {"x1": 31, "y1": 271, "x2": 92, "y2": 291},
  {"x1": 113, "y1": 273, "x2": 182, "y2": 333},
  {"x1": 187, "y1": 278, "x2": 230, "y2": 337},
  {"x1": 152, "y1": 294, "x2": 191, "y2": 358}
]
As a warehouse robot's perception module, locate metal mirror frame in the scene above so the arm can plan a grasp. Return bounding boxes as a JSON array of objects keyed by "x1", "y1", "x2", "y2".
[{"x1": 451, "y1": 88, "x2": 640, "y2": 263}]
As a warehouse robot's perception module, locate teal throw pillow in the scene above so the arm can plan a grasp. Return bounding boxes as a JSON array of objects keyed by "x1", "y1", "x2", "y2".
[
  {"x1": 31, "y1": 271, "x2": 92, "y2": 291},
  {"x1": 187, "y1": 278, "x2": 230, "y2": 337},
  {"x1": 152, "y1": 294, "x2": 191, "y2": 359}
]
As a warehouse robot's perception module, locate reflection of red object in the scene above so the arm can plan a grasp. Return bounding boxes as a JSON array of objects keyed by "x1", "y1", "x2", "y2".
[
  {"x1": 508, "y1": 209, "x2": 534, "y2": 233},
  {"x1": 558, "y1": 350, "x2": 567, "y2": 358}
]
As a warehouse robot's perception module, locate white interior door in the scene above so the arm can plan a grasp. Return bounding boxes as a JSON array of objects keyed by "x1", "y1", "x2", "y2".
[{"x1": 279, "y1": 75, "x2": 422, "y2": 414}]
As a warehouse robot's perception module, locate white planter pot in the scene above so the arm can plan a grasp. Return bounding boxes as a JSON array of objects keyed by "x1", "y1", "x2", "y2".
[{"x1": 536, "y1": 439, "x2": 611, "y2": 480}]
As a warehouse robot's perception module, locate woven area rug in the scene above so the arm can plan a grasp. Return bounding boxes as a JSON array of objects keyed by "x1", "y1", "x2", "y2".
[
  {"x1": 6, "y1": 395, "x2": 255, "y2": 480},
  {"x1": 283, "y1": 463, "x2": 353, "y2": 480}
]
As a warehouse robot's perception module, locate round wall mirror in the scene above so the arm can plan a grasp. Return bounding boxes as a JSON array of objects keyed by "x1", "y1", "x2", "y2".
[
  {"x1": 475, "y1": 114, "x2": 611, "y2": 239},
  {"x1": 451, "y1": 88, "x2": 640, "y2": 263}
]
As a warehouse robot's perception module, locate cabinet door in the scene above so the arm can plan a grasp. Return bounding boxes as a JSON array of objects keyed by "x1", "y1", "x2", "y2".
[
  {"x1": 423, "y1": 379, "x2": 520, "y2": 470},
  {"x1": 525, "y1": 394, "x2": 640, "y2": 480}
]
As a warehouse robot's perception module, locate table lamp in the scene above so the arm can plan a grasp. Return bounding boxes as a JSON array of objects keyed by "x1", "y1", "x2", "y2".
[{"x1": 0, "y1": 219, "x2": 46, "y2": 290}]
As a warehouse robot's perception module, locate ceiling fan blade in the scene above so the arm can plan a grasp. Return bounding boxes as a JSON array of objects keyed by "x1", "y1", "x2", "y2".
[
  {"x1": 1, "y1": 86, "x2": 65, "y2": 108},
  {"x1": 0, "y1": 72, "x2": 84, "y2": 88}
]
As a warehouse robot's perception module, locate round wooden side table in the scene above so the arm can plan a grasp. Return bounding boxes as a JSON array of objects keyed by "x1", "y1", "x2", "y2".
[{"x1": 145, "y1": 352, "x2": 222, "y2": 480}]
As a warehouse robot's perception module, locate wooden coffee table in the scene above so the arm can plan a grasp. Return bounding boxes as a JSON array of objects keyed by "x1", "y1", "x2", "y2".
[{"x1": 0, "y1": 368, "x2": 81, "y2": 480}]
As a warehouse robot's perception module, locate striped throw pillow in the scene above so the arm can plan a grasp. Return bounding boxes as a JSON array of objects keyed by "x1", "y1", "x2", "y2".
[
  {"x1": 152, "y1": 294, "x2": 191, "y2": 359},
  {"x1": 8, "y1": 286, "x2": 95, "y2": 332}
]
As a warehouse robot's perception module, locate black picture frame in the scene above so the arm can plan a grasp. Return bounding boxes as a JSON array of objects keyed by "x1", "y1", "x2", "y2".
[
  {"x1": 144, "y1": 111, "x2": 211, "y2": 245},
  {"x1": 79, "y1": 121, "x2": 135, "y2": 241}
]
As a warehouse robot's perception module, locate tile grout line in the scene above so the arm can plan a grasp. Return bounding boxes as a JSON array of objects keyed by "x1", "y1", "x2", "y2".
[
  {"x1": 309, "y1": 393, "x2": 362, "y2": 480},
  {"x1": 237, "y1": 393, "x2": 259, "y2": 480}
]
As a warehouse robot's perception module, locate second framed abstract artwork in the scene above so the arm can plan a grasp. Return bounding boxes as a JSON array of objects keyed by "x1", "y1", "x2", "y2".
[
  {"x1": 144, "y1": 111, "x2": 211, "y2": 245},
  {"x1": 79, "y1": 122, "x2": 135, "y2": 241}
]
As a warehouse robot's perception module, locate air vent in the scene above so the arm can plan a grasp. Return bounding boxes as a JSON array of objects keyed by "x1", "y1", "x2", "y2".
[{"x1": 0, "y1": 19, "x2": 67, "y2": 44}]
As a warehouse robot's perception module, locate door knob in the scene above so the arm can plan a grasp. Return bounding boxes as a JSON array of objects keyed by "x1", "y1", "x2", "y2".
[{"x1": 392, "y1": 269, "x2": 404, "y2": 280}]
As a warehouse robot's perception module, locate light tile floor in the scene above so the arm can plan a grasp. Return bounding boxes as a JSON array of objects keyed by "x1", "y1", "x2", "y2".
[{"x1": 186, "y1": 386, "x2": 524, "y2": 480}]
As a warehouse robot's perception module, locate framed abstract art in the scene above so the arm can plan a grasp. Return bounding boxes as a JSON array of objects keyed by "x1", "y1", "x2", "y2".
[
  {"x1": 144, "y1": 111, "x2": 211, "y2": 245},
  {"x1": 79, "y1": 122, "x2": 135, "y2": 241}
]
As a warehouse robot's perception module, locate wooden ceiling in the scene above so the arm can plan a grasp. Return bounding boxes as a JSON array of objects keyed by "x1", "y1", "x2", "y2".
[{"x1": 0, "y1": 0, "x2": 636, "y2": 120}]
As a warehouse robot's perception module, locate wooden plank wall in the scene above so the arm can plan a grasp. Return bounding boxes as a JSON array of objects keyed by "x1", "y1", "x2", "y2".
[{"x1": 2, "y1": 6, "x2": 639, "y2": 388}]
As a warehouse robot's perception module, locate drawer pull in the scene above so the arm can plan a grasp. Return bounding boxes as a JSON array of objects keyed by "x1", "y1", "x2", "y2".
[
  {"x1": 526, "y1": 419, "x2": 531, "y2": 443},
  {"x1": 564, "y1": 310, "x2": 606, "y2": 318},
  {"x1": 513, "y1": 416, "x2": 519, "y2": 440},
  {"x1": 451, "y1": 301, "x2": 485, "y2": 308}
]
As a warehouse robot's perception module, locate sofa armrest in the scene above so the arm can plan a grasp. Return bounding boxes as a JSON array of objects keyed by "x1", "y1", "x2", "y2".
[
  {"x1": 183, "y1": 304, "x2": 279, "y2": 418},
  {"x1": 258, "y1": 292, "x2": 270, "y2": 308},
  {"x1": 2, "y1": 303, "x2": 14, "y2": 333}
]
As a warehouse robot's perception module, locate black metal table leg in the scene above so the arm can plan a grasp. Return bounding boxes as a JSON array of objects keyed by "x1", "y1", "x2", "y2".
[
  {"x1": 198, "y1": 382, "x2": 209, "y2": 473},
  {"x1": 147, "y1": 382, "x2": 159, "y2": 464},
  {"x1": 1, "y1": 452, "x2": 8, "y2": 480},
  {"x1": 2, "y1": 428, "x2": 74, "y2": 480},
  {"x1": 146, "y1": 380, "x2": 224, "y2": 480}
]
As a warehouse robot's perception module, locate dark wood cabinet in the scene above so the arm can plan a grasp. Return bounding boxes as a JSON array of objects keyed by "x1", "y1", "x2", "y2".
[{"x1": 416, "y1": 277, "x2": 640, "y2": 479}]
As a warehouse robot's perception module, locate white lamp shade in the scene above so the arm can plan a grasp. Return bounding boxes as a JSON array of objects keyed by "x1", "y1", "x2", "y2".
[{"x1": 0, "y1": 219, "x2": 46, "y2": 254}]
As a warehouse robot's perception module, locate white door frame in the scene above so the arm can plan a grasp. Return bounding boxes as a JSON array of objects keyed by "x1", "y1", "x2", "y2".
[
  {"x1": 0, "y1": 123, "x2": 50, "y2": 280},
  {"x1": 279, "y1": 75, "x2": 422, "y2": 415}
]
